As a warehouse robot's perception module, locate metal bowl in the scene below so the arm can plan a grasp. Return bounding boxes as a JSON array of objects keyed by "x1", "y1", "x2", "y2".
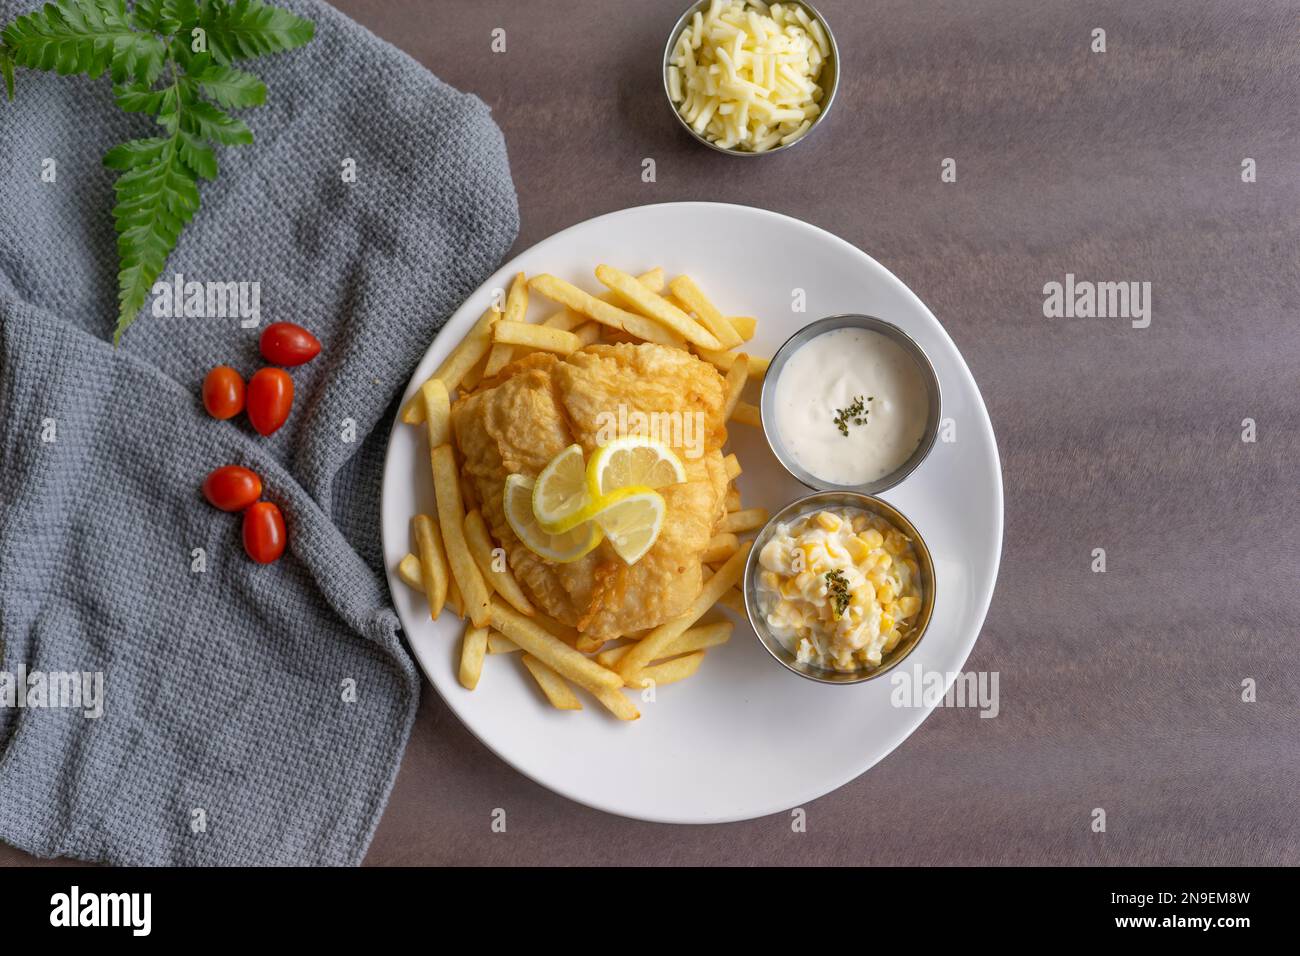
[
  {"x1": 759, "y1": 314, "x2": 943, "y2": 495},
  {"x1": 743, "y1": 492, "x2": 937, "y2": 685},
  {"x1": 662, "y1": 0, "x2": 840, "y2": 156}
]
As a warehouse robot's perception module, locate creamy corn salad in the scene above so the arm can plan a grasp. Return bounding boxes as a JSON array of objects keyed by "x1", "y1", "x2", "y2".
[{"x1": 755, "y1": 508, "x2": 923, "y2": 672}]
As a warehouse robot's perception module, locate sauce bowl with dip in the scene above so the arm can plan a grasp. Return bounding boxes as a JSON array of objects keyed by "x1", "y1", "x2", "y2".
[
  {"x1": 743, "y1": 492, "x2": 936, "y2": 685},
  {"x1": 761, "y1": 315, "x2": 941, "y2": 495}
]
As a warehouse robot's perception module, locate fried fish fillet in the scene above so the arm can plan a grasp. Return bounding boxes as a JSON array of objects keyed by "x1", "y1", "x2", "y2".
[{"x1": 451, "y1": 343, "x2": 730, "y2": 640}]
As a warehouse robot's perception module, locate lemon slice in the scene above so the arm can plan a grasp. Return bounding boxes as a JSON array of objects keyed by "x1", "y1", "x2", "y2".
[
  {"x1": 532, "y1": 444, "x2": 591, "y2": 532},
  {"x1": 504, "y1": 474, "x2": 602, "y2": 563},
  {"x1": 591, "y1": 487, "x2": 666, "y2": 565},
  {"x1": 587, "y1": 436, "x2": 686, "y2": 499}
]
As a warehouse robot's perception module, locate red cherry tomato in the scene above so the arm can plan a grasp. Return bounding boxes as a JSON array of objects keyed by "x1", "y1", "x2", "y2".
[
  {"x1": 246, "y1": 367, "x2": 294, "y2": 436},
  {"x1": 259, "y1": 322, "x2": 321, "y2": 367},
  {"x1": 202, "y1": 365, "x2": 245, "y2": 420},
  {"x1": 242, "y1": 501, "x2": 287, "y2": 564},
  {"x1": 202, "y1": 465, "x2": 263, "y2": 512}
]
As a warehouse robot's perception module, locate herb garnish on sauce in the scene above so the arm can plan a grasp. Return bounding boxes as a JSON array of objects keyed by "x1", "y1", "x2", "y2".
[{"x1": 832, "y1": 395, "x2": 873, "y2": 436}]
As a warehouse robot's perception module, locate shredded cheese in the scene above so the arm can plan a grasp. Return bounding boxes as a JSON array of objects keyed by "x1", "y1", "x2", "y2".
[{"x1": 669, "y1": 0, "x2": 828, "y2": 152}]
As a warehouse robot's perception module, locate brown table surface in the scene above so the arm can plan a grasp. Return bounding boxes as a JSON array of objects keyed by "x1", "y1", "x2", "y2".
[{"x1": 4, "y1": 0, "x2": 1297, "y2": 868}]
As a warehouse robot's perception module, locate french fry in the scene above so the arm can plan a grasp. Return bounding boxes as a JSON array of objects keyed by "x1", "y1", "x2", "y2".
[
  {"x1": 421, "y1": 379, "x2": 451, "y2": 448},
  {"x1": 493, "y1": 321, "x2": 579, "y2": 354},
  {"x1": 538, "y1": 268, "x2": 664, "y2": 329},
  {"x1": 731, "y1": 401, "x2": 761, "y2": 427},
  {"x1": 520, "y1": 654, "x2": 583, "y2": 710},
  {"x1": 482, "y1": 341, "x2": 515, "y2": 377},
  {"x1": 669, "y1": 275, "x2": 743, "y2": 349},
  {"x1": 602, "y1": 327, "x2": 639, "y2": 344},
  {"x1": 459, "y1": 624, "x2": 488, "y2": 690},
  {"x1": 397, "y1": 552, "x2": 423, "y2": 592},
  {"x1": 702, "y1": 532, "x2": 739, "y2": 565},
  {"x1": 412, "y1": 515, "x2": 449, "y2": 619},
  {"x1": 728, "y1": 315, "x2": 757, "y2": 341},
  {"x1": 534, "y1": 614, "x2": 582, "y2": 648},
  {"x1": 617, "y1": 542, "x2": 752, "y2": 678},
  {"x1": 402, "y1": 306, "x2": 499, "y2": 423},
  {"x1": 715, "y1": 587, "x2": 746, "y2": 616},
  {"x1": 489, "y1": 597, "x2": 623, "y2": 691},
  {"x1": 724, "y1": 453, "x2": 742, "y2": 480},
  {"x1": 627, "y1": 650, "x2": 706, "y2": 688},
  {"x1": 463, "y1": 508, "x2": 535, "y2": 616},
  {"x1": 431, "y1": 444, "x2": 491, "y2": 627},
  {"x1": 530, "y1": 274, "x2": 684, "y2": 348},
  {"x1": 575, "y1": 634, "x2": 606, "y2": 654},
  {"x1": 573, "y1": 321, "x2": 601, "y2": 346},
  {"x1": 719, "y1": 507, "x2": 769, "y2": 534},
  {"x1": 588, "y1": 685, "x2": 640, "y2": 721},
  {"x1": 596, "y1": 621, "x2": 732, "y2": 667},
  {"x1": 482, "y1": 272, "x2": 531, "y2": 375},
  {"x1": 459, "y1": 350, "x2": 490, "y2": 391},
  {"x1": 721, "y1": 354, "x2": 749, "y2": 421},
  {"x1": 725, "y1": 487, "x2": 742, "y2": 512},
  {"x1": 595, "y1": 264, "x2": 720, "y2": 350},
  {"x1": 542, "y1": 308, "x2": 586, "y2": 331},
  {"x1": 447, "y1": 574, "x2": 464, "y2": 618},
  {"x1": 487, "y1": 631, "x2": 520, "y2": 654},
  {"x1": 503, "y1": 271, "x2": 529, "y2": 324},
  {"x1": 696, "y1": 348, "x2": 769, "y2": 382},
  {"x1": 630, "y1": 266, "x2": 665, "y2": 294}
]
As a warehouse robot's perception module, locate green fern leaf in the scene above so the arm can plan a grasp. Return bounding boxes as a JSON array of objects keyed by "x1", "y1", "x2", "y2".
[
  {"x1": 181, "y1": 96, "x2": 252, "y2": 145},
  {"x1": 2, "y1": 0, "x2": 165, "y2": 85},
  {"x1": 2, "y1": 0, "x2": 314, "y2": 342},
  {"x1": 0, "y1": 47, "x2": 14, "y2": 100},
  {"x1": 176, "y1": 128, "x2": 218, "y2": 179},
  {"x1": 199, "y1": 0, "x2": 314, "y2": 65},
  {"x1": 110, "y1": 136, "x2": 200, "y2": 343},
  {"x1": 103, "y1": 136, "x2": 170, "y2": 169},
  {"x1": 132, "y1": 0, "x2": 198, "y2": 32},
  {"x1": 191, "y1": 61, "x2": 265, "y2": 108},
  {"x1": 113, "y1": 81, "x2": 169, "y2": 114}
]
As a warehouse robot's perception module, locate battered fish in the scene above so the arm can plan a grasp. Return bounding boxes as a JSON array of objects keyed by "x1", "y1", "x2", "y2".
[{"x1": 451, "y1": 343, "x2": 730, "y2": 640}]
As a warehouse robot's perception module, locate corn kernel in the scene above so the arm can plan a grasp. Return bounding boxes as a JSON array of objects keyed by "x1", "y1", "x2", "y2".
[
  {"x1": 881, "y1": 629, "x2": 901, "y2": 653},
  {"x1": 867, "y1": 568, "x2": 886, "y2": 587},
  {"x1": 845, "y1": 536, "x2": 871, "y2": 563},
  {"x1": 885, "y1": 530, "x2": 909, "y2": 554},
  {"x1": 875, "y1": 553, "x2": 893, "y2": 571},
  {"x1": 815, "y1": 510, "x2": 841, "y2": 532},
  {"x1": 896, "y1": 595, "x2": 921, "y2": 618},
  {"x1": 876, "y1": 581, "x2": 897, "y2": 603},
  {"x1": 880, "y1": 612, "x2": 895, "y2": 632},
  {"x1": 858, "y1": 529, "x2": 884, "y2": 549},
  {"x1": 851, "y1": 514, "x2": 870, "y2": 532}
]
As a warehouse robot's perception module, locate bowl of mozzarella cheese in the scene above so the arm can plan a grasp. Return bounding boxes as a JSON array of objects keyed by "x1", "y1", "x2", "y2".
[{"x1": 664, "y1": 0, "x2": 839, "y2": 155}]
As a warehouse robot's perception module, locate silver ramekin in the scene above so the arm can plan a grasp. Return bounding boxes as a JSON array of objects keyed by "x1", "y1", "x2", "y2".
[
  {"x1": 663, "y1": 0, "x2": 840, "y2": 157},
  {"x1": 743, "y1": 492, "x2": 937, "y2": 685},
  {"x1": 759, "y1": 314, "x2": 943, "y2": 495}
]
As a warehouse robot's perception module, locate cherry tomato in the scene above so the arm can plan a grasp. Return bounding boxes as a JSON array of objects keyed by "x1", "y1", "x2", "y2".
[
  {"x1": 202, "y1": 365, "x2": 245, "y2": 420},
  {"x1": 242, "y1": 501, "x2": 287, "y2": 564},
  {"x1": 259, "y1": 322, "x2": 321, "y2": 367},
  {"x1": 246, "y1": 367, "x2": 294, "y2": 436},
  {"x1": 202, "y1": 465, "x2": 263, "y2": 512}
]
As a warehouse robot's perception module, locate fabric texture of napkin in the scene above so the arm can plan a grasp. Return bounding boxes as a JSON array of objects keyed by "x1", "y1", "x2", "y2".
[{"x1": 0, "y1": 0, "x2": 518, "y2": 864}]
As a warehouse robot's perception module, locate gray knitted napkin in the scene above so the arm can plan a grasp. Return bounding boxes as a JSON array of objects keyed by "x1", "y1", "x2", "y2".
[{"x1": 0, "y1": 0, "x2": 518, "y2": 864}]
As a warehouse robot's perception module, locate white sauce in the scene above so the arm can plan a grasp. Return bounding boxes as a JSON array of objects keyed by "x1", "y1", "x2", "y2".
[{"x1": 772, "y1": 328, "x2": 929, "y2": 485}]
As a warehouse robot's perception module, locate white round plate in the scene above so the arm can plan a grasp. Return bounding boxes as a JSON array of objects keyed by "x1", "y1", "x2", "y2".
[{"x1": 381, "y1": 202, "x2": 1002, "y2": 824}]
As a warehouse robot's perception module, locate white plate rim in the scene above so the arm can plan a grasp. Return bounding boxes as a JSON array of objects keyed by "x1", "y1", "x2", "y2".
[{"x1": 380, "y1": 201, "x2": 1004, "y2": 824}]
